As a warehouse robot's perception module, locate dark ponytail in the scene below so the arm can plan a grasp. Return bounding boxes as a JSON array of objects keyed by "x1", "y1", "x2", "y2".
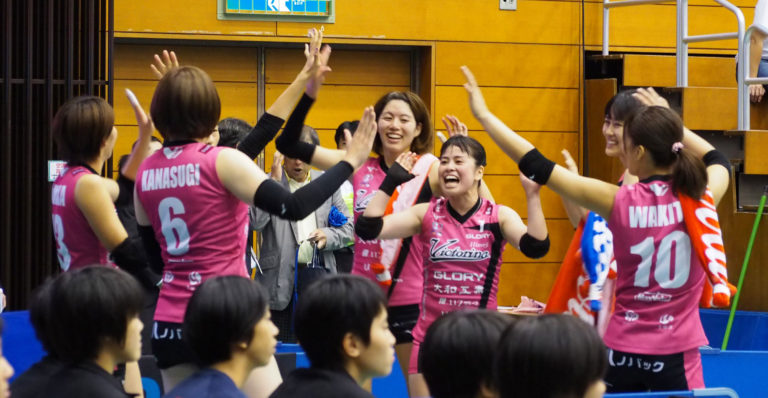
[
  {"x1": 624, "y1": 106, "x2": 707, "y2": 199},
  {"x1": 672, "y1": 149, "x2": 707, "y2": 199}
]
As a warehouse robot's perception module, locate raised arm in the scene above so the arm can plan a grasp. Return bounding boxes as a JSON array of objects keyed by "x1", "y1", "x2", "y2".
[
  {"x1": 633, "y1": 87, "x2": 731, "y2": 206},
  {"x1": 120, "y1": 89, "x2": 156, "y2": 181},
  {"x1": 462, "y1": 66, "x2": 618, "y2": 219},
  {"x1": 498, "y1": 175, "x2": 550, "y2": 259},
  {"x1": 239, "y1": 28, "x2": 330, "y2": 159},
  {"x1": 218, "y1": 107, "x2": 377, "y2": 220},
  {"x1": 559, "y1": 149, "x2": 589, "y2": 227},
  {"x1": 273, "y1": 39, "x2": 350, "y2": 170}
]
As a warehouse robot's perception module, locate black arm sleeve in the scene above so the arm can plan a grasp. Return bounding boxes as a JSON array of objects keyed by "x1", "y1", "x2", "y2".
[
  {"x1": 238, "y1": 113, "x2": 285, "y2": 160},
  {"x1": 519, "y1": 233, "x2": 550, "y2": 259},
  {"x1": 355, "y1": 215, "x2": 384, "y2": 241},
  {"x1": 138, "y1": 225, "x2": 165, "y2": 275},
  {"x1": 274, "y1": 93, "x2": 315, "y2": 163},
  {"x1": 253, "y1": 161, "x2": 354, "y2": 220},
  {"x1": 703, "y1": 149, "x2": 732, "y2": 175},
  {"x1": 379, "y1": 162, "x2": 415, "y2": 196}
]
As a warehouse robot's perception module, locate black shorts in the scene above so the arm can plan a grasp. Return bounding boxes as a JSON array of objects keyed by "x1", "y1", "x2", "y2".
[
  {"x1": 387, "y1": 304, "x2": 419, "y2": 344},
  {"x1": 605, "y1": 348, "x2": 690, "y2": 392},
  {"x1": 151, "y1": 321, "x2": 196, "y2": 369}
]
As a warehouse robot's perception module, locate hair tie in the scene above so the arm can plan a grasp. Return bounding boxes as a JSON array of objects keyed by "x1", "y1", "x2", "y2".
[{"x1": 671, "y1": 142, "x2": 684, "y2": 154}]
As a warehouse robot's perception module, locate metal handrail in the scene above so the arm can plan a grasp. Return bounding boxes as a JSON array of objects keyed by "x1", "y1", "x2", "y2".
[
  {"x1": 603, "y1": 0, "x2": 745, "y2": 93},
  {"x1": 738, "y1": 23, "x2": 768, "y2": 130}
]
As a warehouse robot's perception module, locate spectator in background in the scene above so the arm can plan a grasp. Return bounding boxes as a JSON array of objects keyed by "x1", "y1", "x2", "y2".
[
  {"x1": 332, "y1": 120, "x2": 358, "y2": 273},
  {"x1": 164, "y1": 276, "x2": 278, "y2": 398},
  {"x1": 217, "y1": 117, "x2": 260, "y2": 277},
  {"x1": 494, "y1": 314, "x2": 607, "y2": 398},
  {"x1": 269, "y1": 275, "x2": 395, "y2": 398},
  {"x1": 253, "y1": 125, "x2": 353, "y2": 342},
  {"x1": 419, "y1": 310, "x2": 513, "y2": 398},
  {"x1": 749, "y1": 0, "x2": 768, "y2": 102}
]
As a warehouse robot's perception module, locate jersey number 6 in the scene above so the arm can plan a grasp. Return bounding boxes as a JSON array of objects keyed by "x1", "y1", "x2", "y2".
[{"x1": 159, "y1": 197, "x2": 190, "y2": 255}]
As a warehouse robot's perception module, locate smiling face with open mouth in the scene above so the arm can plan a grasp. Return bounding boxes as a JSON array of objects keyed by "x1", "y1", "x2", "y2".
[
  {"x1": 438, "y1": 145, "x2": 484, "y2": 198},
  {"x1": 602, "y1": 114, "x2": 625, "y2": 159},
  {"x1": 377, "y1": 99, "x2": 422, "y2": 157}
]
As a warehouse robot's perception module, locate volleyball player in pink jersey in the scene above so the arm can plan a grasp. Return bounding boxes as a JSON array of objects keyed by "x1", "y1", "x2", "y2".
[
  {"x1": 51, "y1": 93, "x2": 156, "y2": 272},
  {"x1": 461, "y1": 66, "x2": 731, "y2": 392},
  {"x1": 355, "y1": 135, "x2": 549, "y2": 397},
  {"x1": 133, "y1": 55, "x2": 377, "y2": 393}
]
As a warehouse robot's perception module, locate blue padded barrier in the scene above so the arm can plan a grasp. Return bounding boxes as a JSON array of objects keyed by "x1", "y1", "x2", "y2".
[{"x1": 606, "y1": 387, "x2": 738, "y2": 397}]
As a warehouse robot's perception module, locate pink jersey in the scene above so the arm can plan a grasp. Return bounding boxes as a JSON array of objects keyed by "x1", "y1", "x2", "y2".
[
  {"x1": 136, "y1": 143, "x2": 249, "y2": 323},
  {"x1": 352, "y1": 155, "x2": 437, "y2": 306},
  {"x1": 51, "y1": 165, "x2": 111, "y2": 271},
  {"x1": 411, "y1": 197, "x2": 507, "y2": 344},
  {"x1": 605, "y1": 177, "x2": 707, "y2": 354}
]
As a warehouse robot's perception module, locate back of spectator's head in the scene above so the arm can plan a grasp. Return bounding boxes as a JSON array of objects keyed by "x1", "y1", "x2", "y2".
[
  {"x1": 184, "y1": 275, "x2": 275, "y2": 368},
  {"x1": 217, "y1": 118, "x2": 253, "y2": 149},
  {"x1": 421, "y1": 310, "x2": 512, "y2": 398},
  {"x1": 495, "y1": 314, "x2": 607, "y2": 398},
  {"x1": 294, "y1": 275, "x2": 394, "y2": 377},
  {"x1": 47, "y1": 266, "x2": 144, "y2": 364},
  {"x1": 300, "y1": 125, "x2": 320, "y2": 146},
  {"x1": 334, "y1": 120, "x2": 359, "y2": 149},
  {"x1": 29, "y1": 281, "x2": 56, "y2": 355}
]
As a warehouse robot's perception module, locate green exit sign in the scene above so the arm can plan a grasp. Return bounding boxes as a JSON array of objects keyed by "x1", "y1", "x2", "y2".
[{"x1": 218, "y1": 0, "x2": 334, "y2": 22}]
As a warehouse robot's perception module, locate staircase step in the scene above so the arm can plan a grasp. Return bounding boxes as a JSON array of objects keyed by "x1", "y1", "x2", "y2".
[
  {"x1": 663, "y1": 87, "x2": 737, "y2": 131},
  {"x1": 588, "y1": 53, "x2": 737, "y2": 88},
  {"x1": 624, "y1": 54, "x2": 736, "y2": 88}
]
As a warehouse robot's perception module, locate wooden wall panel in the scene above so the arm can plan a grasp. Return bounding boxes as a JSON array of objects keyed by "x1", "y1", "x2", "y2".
[
  {"x1": 115, "y1": 45, "x2": 260, "y2": 82},
  {"x1": 436, "y1": 42, "x2": 580, "y2": 89},
  {"x1": 265, "y1": 48, "x2": 411, "y2": 86},
  {"x1": 498, "y1": 262, "x2": 562, "y2": 304},
  {"x1": 435, "y1": 86, "x2": 579, "y2": 132},
  {"x1": 114, "y1": 0, "x2": 277, "y2": 37},
  {"x1": 112, "y1": 80, "x2": 259, "y2": 126}
]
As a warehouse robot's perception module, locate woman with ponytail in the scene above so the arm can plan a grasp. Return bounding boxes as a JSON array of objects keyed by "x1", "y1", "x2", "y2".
[{"x1": 461, "y1": 66, "x2": 733, "y2": 392}]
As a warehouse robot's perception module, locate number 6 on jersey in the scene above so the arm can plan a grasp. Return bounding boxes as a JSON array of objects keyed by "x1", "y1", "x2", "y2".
[{"x1": 159, "y1": 197, "x2": 190, "y2": 255}]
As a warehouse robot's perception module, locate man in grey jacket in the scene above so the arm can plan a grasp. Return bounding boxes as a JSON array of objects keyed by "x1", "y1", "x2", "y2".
[{"x1": 253, "y1": 126, "x2": 354, "y2": 342}]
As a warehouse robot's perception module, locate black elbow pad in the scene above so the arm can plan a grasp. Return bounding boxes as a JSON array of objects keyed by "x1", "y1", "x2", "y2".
[
  {"x1": 703, "y1": 150, "x2": 732, "y2": 175},
  {"x1": 138, "y1": 225, "x2": 165, "y2": 275},
  {"x1": 519, "y1": 233, "x2": 550, "y2": 259},
  {"x1": 355, "y1": 215, "x2": 384, "y2": 241},
  {"x1": 111, "y1": 238, "x2": 145, "y2": 273}
]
